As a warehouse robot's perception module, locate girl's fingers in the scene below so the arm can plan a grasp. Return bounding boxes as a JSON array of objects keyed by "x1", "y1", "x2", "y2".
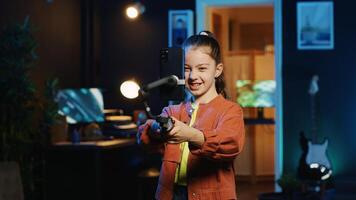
[{"x1": 167, "y1": 126, "x2": 180, "y2": 136}]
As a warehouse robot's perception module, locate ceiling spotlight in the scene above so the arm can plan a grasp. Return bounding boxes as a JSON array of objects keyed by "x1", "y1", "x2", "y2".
[
  {"x1": 126, "y1": 2, "x2": 145, "y2": 19},
  {"x1": 120, "y1": 80, "x2": 140, "y2": 99}
]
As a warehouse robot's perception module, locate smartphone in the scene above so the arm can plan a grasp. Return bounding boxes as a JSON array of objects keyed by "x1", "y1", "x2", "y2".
[{"x1": 159, "y1": 47, "x2": 185, "y2": 102}]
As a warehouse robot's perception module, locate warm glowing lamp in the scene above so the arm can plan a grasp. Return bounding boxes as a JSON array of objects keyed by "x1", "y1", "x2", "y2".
[
  {"x1": 120, "y1": 80, "x2": 140, "y2": 99},
  {"x1": 126, "y1": 2, "x2": 145, "y2": 19}
]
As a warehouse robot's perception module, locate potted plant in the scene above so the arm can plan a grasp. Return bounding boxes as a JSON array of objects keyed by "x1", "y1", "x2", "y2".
[
  {"x1": 277, "y1": 173, "x2": 301, "y2": 200},
  {"x1": 0, "y1": 17, "x2": 60, "y2": 200},
  {"x1": 258, "y1": 173, "x2": 301, "y2": 200}
]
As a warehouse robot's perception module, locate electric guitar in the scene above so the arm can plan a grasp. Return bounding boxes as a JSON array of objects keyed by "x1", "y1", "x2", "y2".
[{"x1": 304, "y1": 75, "x2": 332, "y2": 180}]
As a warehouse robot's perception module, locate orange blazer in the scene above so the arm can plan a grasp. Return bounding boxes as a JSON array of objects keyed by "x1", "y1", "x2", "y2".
[{"x1": 138, "y1": 95, "x2": 245, "y2": 200}]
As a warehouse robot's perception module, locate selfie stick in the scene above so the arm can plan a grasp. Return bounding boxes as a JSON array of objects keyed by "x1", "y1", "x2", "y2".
[{"x1": 139, "y1": 75, "x2": 184, "y2": 133}]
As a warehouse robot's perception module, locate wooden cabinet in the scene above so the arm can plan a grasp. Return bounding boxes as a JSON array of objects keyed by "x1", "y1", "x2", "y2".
[
  {"x1": 234, "y1": 108, "x2": 275, "y2": 183},
  {"x1": 225, "y1": 50, "x2": 276, "y2": 183}
]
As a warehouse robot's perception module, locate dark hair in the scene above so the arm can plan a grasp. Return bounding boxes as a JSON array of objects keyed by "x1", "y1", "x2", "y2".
[{"x1": 182, "y1": 30, "x2": 227, "y2": 98}]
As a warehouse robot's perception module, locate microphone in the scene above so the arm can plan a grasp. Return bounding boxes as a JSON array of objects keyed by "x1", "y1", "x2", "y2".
[{"x1": 142, "y1": 75, "x2": 184, "y2": 92}]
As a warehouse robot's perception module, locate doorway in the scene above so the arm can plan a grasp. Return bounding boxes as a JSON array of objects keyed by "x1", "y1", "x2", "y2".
[{"x1": 196, "y1": 0, "x2": 283, "y2": 194}]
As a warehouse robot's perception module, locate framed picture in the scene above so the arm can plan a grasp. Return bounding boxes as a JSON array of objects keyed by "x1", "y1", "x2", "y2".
[
  {"x1": 168, "y1": 10, "x2": 194, "y2": 47},
  {"x1": 297, "y1": 2, "x2": 334, "y2": 50}
]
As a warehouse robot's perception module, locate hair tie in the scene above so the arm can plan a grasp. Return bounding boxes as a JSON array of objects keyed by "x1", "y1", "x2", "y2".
[
  {"x1": 199, "y1": 31, "x2": 209, "y2": 36},
  {"x1": 198, "y1": 30, "x2": 218, "y2": 41}
]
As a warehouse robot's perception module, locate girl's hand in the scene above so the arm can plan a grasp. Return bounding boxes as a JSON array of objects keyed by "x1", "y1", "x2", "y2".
[
  {"x1": 145, "y1": 119, "x2": 164, "y2": 140},
  {"x1": 165, "y1": 117, "x2": 205, "y2": 147}
]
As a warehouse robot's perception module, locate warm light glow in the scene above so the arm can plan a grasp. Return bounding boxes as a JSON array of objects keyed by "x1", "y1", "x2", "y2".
[
  {"x1": 126, "y1": 6, "x2": 139, "y2": 19},
  {"x1": 125, "y1": 2, "x2": 145, "y2": 19},
  {"x1": 120, "y1": 80, "x2": 140, "y2": 99}
]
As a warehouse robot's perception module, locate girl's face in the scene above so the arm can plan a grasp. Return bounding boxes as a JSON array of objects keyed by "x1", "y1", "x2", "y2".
[{"x1": 184, "y1": 46, "x2": 223, "y2": 103}]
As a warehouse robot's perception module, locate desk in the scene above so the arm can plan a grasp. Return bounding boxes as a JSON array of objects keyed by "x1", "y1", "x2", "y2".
[
  {"x1": 46, "y1": 138, "x2": 141, "y2": 200},
  {"x1": 54, "y1": 138, "x2": 136, "y2": 149}
]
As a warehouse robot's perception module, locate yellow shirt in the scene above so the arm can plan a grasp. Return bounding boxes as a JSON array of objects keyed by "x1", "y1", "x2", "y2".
[{"x1": 174, "y1": 103, "x2": 199, "y2": 186}]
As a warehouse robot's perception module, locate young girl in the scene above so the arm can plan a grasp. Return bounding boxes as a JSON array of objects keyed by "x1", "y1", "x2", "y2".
[{"x1": 138, "y1": 31, "x2": 245, "y2": 200}]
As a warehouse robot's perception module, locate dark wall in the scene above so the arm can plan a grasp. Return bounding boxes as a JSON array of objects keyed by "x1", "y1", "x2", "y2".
[
  {"x1": 97, "y1": 0, "x2": 195, "y2": 114},
  {"x1": 0, "y1": 0, "x2": 194, "y2": 115},
  {"x1": 283, "y1": 0, "x2": 356, "y2": 177},
  {"x1": 0, "y1": 0, "x2": 82, "y2": 91}
]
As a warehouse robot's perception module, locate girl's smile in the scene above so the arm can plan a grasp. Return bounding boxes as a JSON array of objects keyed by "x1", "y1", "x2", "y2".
[{"x1": 184, "y1": 46, "x2": 223, "y2": 104}]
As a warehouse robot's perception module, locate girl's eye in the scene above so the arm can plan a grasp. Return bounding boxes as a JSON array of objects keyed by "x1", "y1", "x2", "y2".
[{"x1": 198, "y1": 67, "x2": 207, "y2": 71}]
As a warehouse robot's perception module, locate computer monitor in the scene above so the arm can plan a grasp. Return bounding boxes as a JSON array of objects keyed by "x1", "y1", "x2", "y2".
[
  {"x1": 55, "y1": 88, "x2": 104, "y2": 124},
  {"x1": 236, "y1": 80, "x2": 276, "y2": 108}
]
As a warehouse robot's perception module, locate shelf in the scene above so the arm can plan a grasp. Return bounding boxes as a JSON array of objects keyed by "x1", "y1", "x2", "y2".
[{"x1": 244, "y1": 118, "x2": 275, "y2": 125}]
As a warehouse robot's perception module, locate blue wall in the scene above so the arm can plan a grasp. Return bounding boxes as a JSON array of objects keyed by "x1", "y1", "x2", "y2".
[{"x1": 283, "y1": 0, "x2": 356, "y2": 177}]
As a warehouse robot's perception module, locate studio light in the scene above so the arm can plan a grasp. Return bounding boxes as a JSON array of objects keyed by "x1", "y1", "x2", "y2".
[
  {"x1": 126, "y1": 2, "x2": 145, "y2": 19},
  {"x1": 120, "y1": 80, "x2": 140, "y2": 99}
]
